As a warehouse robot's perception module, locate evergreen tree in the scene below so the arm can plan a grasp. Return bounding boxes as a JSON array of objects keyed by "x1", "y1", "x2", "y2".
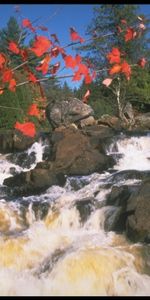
[
  {"x1": 78, "y1": 5, "x2": 150, "y2": 117},
  {"x1": 79, "y1": 5, "x2": 150, "y2": 68}
]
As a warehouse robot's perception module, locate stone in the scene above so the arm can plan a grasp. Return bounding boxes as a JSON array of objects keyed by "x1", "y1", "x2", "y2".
[{"x1": 46, "y1": 97, "x2": 94, "y2": 128}]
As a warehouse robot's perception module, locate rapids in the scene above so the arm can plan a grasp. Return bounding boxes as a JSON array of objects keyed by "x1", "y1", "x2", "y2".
[{"x1": 0, "y1": 133, "x2": 150, "y2": 296}]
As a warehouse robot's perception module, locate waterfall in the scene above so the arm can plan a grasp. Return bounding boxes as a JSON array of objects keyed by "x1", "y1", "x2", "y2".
[{"x1": 0, "y1": 134, "x2": 150, "y2": 296}]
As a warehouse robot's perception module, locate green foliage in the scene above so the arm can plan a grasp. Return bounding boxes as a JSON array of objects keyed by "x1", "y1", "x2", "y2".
[
  {"x1": 74, "y1": 81, "x2": 117, "y2": 118},
  {"x1": 77, "y1": 4, "x2": 150, "y2": 118},
  {"x1": 0, "y1": 69, "x2": 42, "y2": 130}
]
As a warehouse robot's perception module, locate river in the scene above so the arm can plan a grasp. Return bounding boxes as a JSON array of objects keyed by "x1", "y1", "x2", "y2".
[{"x1": 0, "y1": 132, "x2": 150, "y2": 296}]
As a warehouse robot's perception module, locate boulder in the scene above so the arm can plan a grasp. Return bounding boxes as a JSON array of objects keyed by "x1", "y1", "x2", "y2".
[
  {"x1": 4, "y1": 164, "x2": 66, "y2": 197},
  {"x1": 126, "y1": 178, "x2": 150, "y2": 243},
  {"x1": 46, "y1": 97, "x2": 94, "y2": 128},
  {"x1": 135, "y1": 112, "x2": 150, "y2": 130},
  {"x1": 0, "y1": 130, "x2": 36, "y2": 154},
  {"x1": 52, "y1": 127, "x2": 114, "y2": 175}
]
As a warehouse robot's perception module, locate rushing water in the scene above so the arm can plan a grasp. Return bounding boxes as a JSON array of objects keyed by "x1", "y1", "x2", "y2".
[{"x1": 0, "y1": 134, "x2": 150, "y2": 296}]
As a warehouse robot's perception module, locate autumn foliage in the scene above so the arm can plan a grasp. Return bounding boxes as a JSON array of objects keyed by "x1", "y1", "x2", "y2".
[{"x1": 0, "y1": 9, "x2": 147, "y2": 137}]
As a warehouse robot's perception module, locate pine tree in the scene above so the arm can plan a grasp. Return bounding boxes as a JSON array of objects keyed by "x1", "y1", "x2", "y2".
[{"x1": 78, "y1": 5, "x2": 150, "y2": 117}]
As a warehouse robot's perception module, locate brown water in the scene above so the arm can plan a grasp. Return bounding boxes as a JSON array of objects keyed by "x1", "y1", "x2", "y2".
[{"x1": 0, "y1": 136, "x2": 150, "y2": 296}]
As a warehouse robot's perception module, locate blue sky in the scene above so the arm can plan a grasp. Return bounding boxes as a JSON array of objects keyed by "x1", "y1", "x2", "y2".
[{"x1": 0, "y1": 4, "x2": 150, "y2": 89}]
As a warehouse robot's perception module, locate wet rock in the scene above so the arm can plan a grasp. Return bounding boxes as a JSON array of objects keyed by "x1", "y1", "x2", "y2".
[
  {"x1": 3, "y1": 167, "x2": 66, "y2": 197},
  {"x1": 126, "y1": 179, "x2": 150, "y2": 243},
  {"x1": 0, "y1": 130, "x2": 36, "y2": 154},
  {"x1": 52, "y1": 127, "x2": 114, "y2": 175},
  {"x1": 75, "y1": 197, "x2": 95, "y2": 224}
]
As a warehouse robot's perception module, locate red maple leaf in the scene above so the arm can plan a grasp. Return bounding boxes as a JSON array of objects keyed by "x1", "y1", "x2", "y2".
[
  {"x1": 30, "y1": 36, "x2": 52, "y2": 57},
  {"x1": 8, "y1": 78, "x2": 16, "y2": 92},
  {"x1": 36, "y1": 54, "x2": 51, "y2": 75},
  {"x1": 49, "y1": 62, "x2": 60, "y2": 75},
  {"x1": 0, "y1": 53, "x2": 6, "y2": 69},
  {"x1": 14, "y1": 121, "x2": 36, "y2": 137},
  {"x1": 121, "y1": 60, "x2": 131, "y2": 80},
  {"x1": 109, "y1": 64, "x2": 122, "y2": 75},
  {"x1": 20, "y1": 49, "x2": 28, "y2": 61},
  {"x1": 70, "y1": 27, "x2": 85, "y2": 43},
  {"x1": 84, "y1": 73, "x2": 93, "y2": 84},
  {"x1": 27, "y1": 103, "x2": 40, "y2": 117},
  {"x1": 138, "y1": 57, "x2": 147, "y2": 68},
  {"x1": 125, "y1": 27, "x2": 136, "y2": 42},
  {"x1": 51, "y1": 46, "x2": 60, "y2": 57},
  {"x1": 64, "y1": 55, "x2": 77, "y2": 69},
  {"x1": 72, "y1": 71, "x2": 82, "y2": 81},
  {"x1": 28, "y1": 72, "x2": 37, "y2": 83},
  {"x1": 22, "y1": 18, "x2": 35, "y2": 32},
  {"x1": 8, "y1": 41, "x2": 20, "y2": 54},
  {"x1": 2, "y1": 69, "x2": 13, "y2": 83},
  {"x1": 83, "y1": 89, "x2": 91, "y2": 103},
  {"x1": 107, "y1": 48, "x2": 121, "y2": 64}
]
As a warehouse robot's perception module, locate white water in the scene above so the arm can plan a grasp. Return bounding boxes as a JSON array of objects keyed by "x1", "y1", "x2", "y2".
[
  {"x1": 0, "y1": 139, "x2": 47, "y2": 185},
  {"x1": 108, "y1": 135, "x2": 150, "y2": 171},
  {"x1": 0, "y1": 134, "x2": 150, "y2": 296}
]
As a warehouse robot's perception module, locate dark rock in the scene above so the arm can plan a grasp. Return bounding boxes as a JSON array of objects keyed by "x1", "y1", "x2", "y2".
[
  {"x1": 4, "y1": 167, "x2": 66, "y2": 197},
  {"x1": 52, "y1": 127, "x2": 115, "y2": 175},
  {"x1": 46, "y1": 97, "x2": 94, "y2": 128},
  {"x1": 135, "y1": 112, "x2": 150, "y2": 130},
  {"x1": 126, "y1": 179, "x2": 150, "y2": 243},
  {"x1": 75, "y1": 197, "x2": 95, "y2": 224},
  {"x1": 8, "y1": 151, "x2": 36, "y2": 169},
  {"x1": 0, "y1": 130, "x2": 36, "y2": 154},
  {"x1": 106, "y1": 185, "x2": 134, "y2": 207},
  {"x1": 97, "y1": 115, "x2": 122, "y2": 130}
]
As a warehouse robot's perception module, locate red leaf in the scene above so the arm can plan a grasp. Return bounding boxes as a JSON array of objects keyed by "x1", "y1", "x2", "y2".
[
  {"x1": 51, "y1": 46, "x2": 60, "y2": 57},
  {"x1": 20, "y1": 49, "x2": 28, "y2": 61},
  {"x1": 36, "y1": 54, "x2": 51, "y2": 75},
  {"x1": 83, "y1": 89, "x2": 91, "y2": 103},
  {"x1": 75, "y1": 54, "x2": 82, "y2": 65},
  {"x1": 51, "y1": 33, "x2": 59, "y2": 44},
  {"x1": 49, "y1": 62, "x2": 60, "y2": 75},
  {"x1": 64, "y1": 55, "x2": 77, "y2": 69},
  {"x1": 0, "y1": 88, "x2": 4, "y2": 95},
  {"x1": 125, "y1": 27, "x2": 136, "y2": 42},
  {"x1": 121, "y1": 60, "x2": 131, "y2": 80},
  {"x1": 138, "y1": 57, "x2": 147, "y2": 68},
  {"x1": 28, "y1": 72, "x2": 37, "y2": 83},
  {"x1": 22, "y1": 18, "x2": 35, "y2": 32},
  {"x1": 102, "y1": 78, "x2": 113, "y2": 87},
  {"x1": 107, "y1": 48, "x2": 121, "y2": 64},
  {"x1": 14, "y1": 121, "x2": 36, "y2": 137},
  {"x1": 30, "y1": 36, "x2": 52, "y2": 57},
  {"x1": 8, "y1": 41, "x2": 20, "y2": 54},
  {"x1": 72, "y1": 71, "x2": 82, "y2": 82},
  {"x1": 8, "y1": 78, "x2": 16, "y2": 92},
  {"x1": 27, "y1": 103, "x2": 40, "y2": 117},
  {"x1": 109, "y1": 64, "x2": 122, "y2": 75},
  {"x1": 2, "y1": 69, "x2": 13, "y2": 83},
  {"x1": 70, "y1": 27, "x2": 85, "y2": 43},
  {"x1": 84, "y1": 73, "x2": 92, "y2": 84},
  {"x1": 0, "y1": 53, "x2": 6, "y2": 69}
]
